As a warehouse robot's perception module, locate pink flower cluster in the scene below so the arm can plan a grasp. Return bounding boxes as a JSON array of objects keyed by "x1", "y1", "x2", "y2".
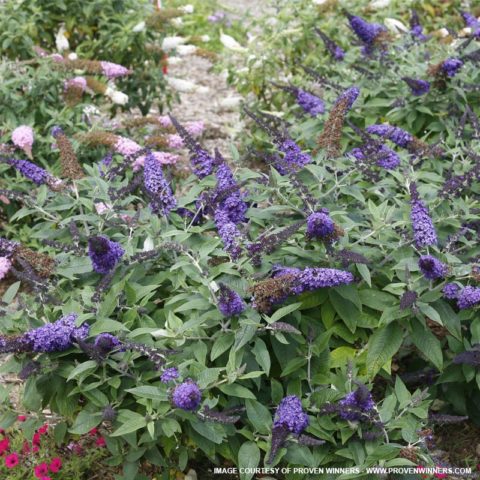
[
  {"x1": 11, "y1": 125, "x2": 34, "y2": 157},
  {"x1": 100, "y1": 61, "x2": 131, "y2": 79},
  {"x1": 114, "y1": 136, "x2": 142, "y2": 156},
  {"x1": 64, "y1": 76, "x2": 87, "y2": 92},
  {"x1": 133, "y1": 152, "x2": 179, "y2": 171},
  {"x1": 0, "y1": 257, "x2": 11, "y2": 280},
  {"x1": 166, "y1": 121, "x2": 205, "y2": 149}
]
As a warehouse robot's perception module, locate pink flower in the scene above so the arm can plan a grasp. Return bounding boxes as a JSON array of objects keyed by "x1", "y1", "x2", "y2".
[
  {"x1": 32, "y1": 432, "x2": 41, "y2": 446},
  {"x1": 22, "y1": 441, "x2": 30, "y2": 454},
  {"x1": 17, "y1": 415, "x2": 26, "y2": 422},
  {"x1": 95, "y1": 437, "x2": 106, "y2": 447},
  {"x1": 132, "y1": 151, "x2": 179, "y2": 171},
  {"x1": 94, "y1": 202, "x2": 112, "y2": 215},
  {"x1": 34, "y1": 463, "x2": 49, "y2": 478},
  {"x1": 64, "y1": 76, "x2": 87, "y2": 92},
  {"x1": 5, "y1": 452, "x2": 18, "y2": 469},
  {"x1": 100, "y1": 61, "x2": 131, "y2": 79},
  {"x1": 0, "y1": 257, "x2": 11, "y2": 281},
  {"x1": 12, "y1": 125, "x2": 34, "y2": 157},
  {"x1": 50, "y1": 53, "x2": 64, "y2": 62},
  {"x1": 158, "y1": 115, "x2": 172, "y2": 128},
  {"x1": 0, "y1": 437, "x2": 10, "y2": 455},
  {"x1": 114, "y1": 136, "x2": 142, "y2": 156},
  {"x1": 49, "y1": 457, "x2": 62, "y2": 473},
  {"x1": 38, "y1": 424, "x2": 48, "y2": 435},
  {"x1": 167, "y1": 134, "x2": 184, "y2": 149},
  {"x1": 88, "y1": 428, "x2": 98, "y2": 436},
  {"x1": 185, "y1": 121, "x2": 205, "y2": 137}
]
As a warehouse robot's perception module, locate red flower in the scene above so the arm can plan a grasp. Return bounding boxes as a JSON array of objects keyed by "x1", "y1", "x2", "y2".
[
  {"x1": 17, "y1": 415, "x2": 27, "y2": 422},
  {"x1": 38, "y1": 424, "x2": 48, "y2": 435},
  {"x1": 88, "y1": 428, "x2": 98, "y2": 436},
  {"x1": 49, "y1": 457, "x2": 62, "y2": 473},
  {"x1": 22, "y1": 441, "x2": 30, "y2": 454},
  {"x1": 0, "y1": 437, "x2": 10, "y2": 455},
  {"x1": 34, "y1": 463, "x2": 49, "y2": 478},
  {"x1": 434, "y1": 474, "x2": 447, "y2": 479},
  {"x1": 95, "y1": 437, "x2": 106, "y2": 447},
  {"x1": 5, "y1": 452, "x2": 19, "y2": 469},
  {"x1": 32, "y1": 432, "x2": 41, "y2": 446}
]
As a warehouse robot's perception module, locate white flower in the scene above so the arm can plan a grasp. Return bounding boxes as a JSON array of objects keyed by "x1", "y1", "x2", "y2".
[
  {"x1": 219, "y1": 96, "x2": 242, "y2": 109},
  {"x1": 176, "y1": 45, "x2": 197, "y2": 56},
  {"x1": 437, "y1": 28, "x2": 450, "y2": 38},
  {"x1": 67, "y1": 52, "x2": 78, "y2": 60},
  {"x1": 171, "y1": 17, "x2": 183, "y2": 27},
  {"x1": 167, "y1": 56, "x2": 183, "y2": 65},
  {"x1": 179, "y1": 4, "x2": 194, "y2": 13},
  {"x1": 83, "y1": 105, "x2": 100, "y2": 116},
  {"x1": 55, "y1": 25, "x2": 70, "y2": 52},
  {"x1": 197, "y1": 86, "x2": 209, "y2": 94},
  {"x1": 384, "y1": 18, "x2": 408, "y2": 34},
  {"x1": 161, "y1": 36, "x2": 186, "y2": 51},
  {"x1": 459, "y1": 27, "x2": 472, "y2": 37},
  {"x1": 312, "y1": 0, "x2": 327, "y2": 4},
  {"x1": 143, "y1": 237, "x2": 154, "y2": 251},
  {"x1": 200, "y1": 35, "x2": 210, "y2": 42},
  {"x1": 369, "y1": 0, "x2": 390, "y2": 8},
  {"x1": 105, "y1": 87, "x2": 129, "y2": 105},
  {"x1": 132, "y1": 21, "x2": 146, "y2": 32},
  {"x1": 220, "y1": 31, "x2": 247, "y2": 52}
]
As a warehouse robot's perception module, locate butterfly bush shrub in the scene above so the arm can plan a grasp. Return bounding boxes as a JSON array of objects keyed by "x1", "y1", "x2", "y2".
[{"x1": 1, "y1": 3, "x2": 480, "y2": 480}]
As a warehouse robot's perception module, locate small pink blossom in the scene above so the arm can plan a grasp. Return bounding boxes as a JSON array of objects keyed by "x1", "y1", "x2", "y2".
[
  {"x1": 94, "y1": 202, "x2": 112, "y2": 215},
  {"x1": 0, "y1": 257, "x2": 11, "y2": 281},
  {"x1": 158, "y1": 115, "x2": 172, "y2": 128},
  {"x1": 167, "y1": 134, "x2": 184, "y2": 149},
  {"x1": 64, "y1": 76, "x2": 87, "y2": 92},
  {"x1": 100, "y1": 61, "x2": 131, "y2": 79},
  {"x1": 12, "y1": 125, "x2": 34, "y2": 157},
  {"x1": 132, "y1": 152, "x2": 179, "y2": 171},
  {"x1": 5, "y1": 452, "x2": 18, "y2": 469},
  {"x1": 114, "y1": 136, "x2": 142, "y2": 156},
  {"x1": 50, "y1": 54, "x2": 64, "y2": 62},
  {"x1": 186, "y1": 121, "x2": 205, "y2": 137}
]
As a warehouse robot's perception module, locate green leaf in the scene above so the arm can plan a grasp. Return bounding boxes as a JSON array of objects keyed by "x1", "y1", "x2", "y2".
[
  {"x1": 245, "y1": 399, "x2": 272, "y2": 434},
  {"x1": 329, "y1": 290, "x2": 359, "y2": 333},
  {"x1": 190, "y1": 419, "x2": 225, "y2": 444},
  {"x1": 69, "y1": 411, "x2": 102, "y2": 435},
  {"x1": 90, "y1": 319, "x2": 130, "y2": 336},
  {"x1": 218, "y1": 384, "x2": 256, "y2": 399},
  {"x1": 238, "y1": 442, "x2": 261, "y2": 480},
  {"x1": 268, "y1": 303, "x2": 302, "y2": 323},
  {"x1": 360, "y1": 289, "x2": 396, "y2": 311},
  {"x1": 394, "y1": 376, "x2": 411, "y2": 409},
  {"x1": 2, "y1": 281, "x2": 20, "y2": 303},
  {"x1": 252, "y1": 338, "x2": 271, "y2": 375},
  {"x1": 234, "y1": 324, "x2": 257, "y2": 352},
  {"x1": 367, "y1": 323, "x2": 403, "y2": 378},
  {"x1": 211, "y1": 334, "x2": 234, "y2": 361},
  {"x1": 125, "y1": 386, "x2": 168, "y2": 401},
  {"x1": 356, "y1": 263, "x2": 371, "y2": 287},
  {"x1": 411, "y1": 321, "x2": 443, "y2": 371},
  {"x1": 67, "y1": 360, "x2": 98, "y2": 382},
  {"x1": 111, "y1": 416, "x2": 147, "y2": 437}
]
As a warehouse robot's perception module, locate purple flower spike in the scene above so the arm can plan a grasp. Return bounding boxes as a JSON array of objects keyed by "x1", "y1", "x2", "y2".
[
  {"x1": 461, "y1": 11, "x2": 480, "y2": 37},
  {"x1": 457, "y1": 286, "x2": 480, "y2": 310},
  {"x1": 277, "y1": 139, "x2": 312, "y2": 174},
  {"x1": 23, "y1": 313, "x2": 89, "y2": 353},
  {"x1": 441, "y1": 58, "x2": 463, "y2": 78},
  {"x1": 218, "y1": 284, "x2": 245, "y2": 317},
  {"x1": 418, "y1": 255, "x2": 447, "y2": 281},
  {"x1": 346, "y1": 13, "x2": 386, "y2": 47},
  {"x1": 100, "y1": 61, "x2": 131, "y2": 79},
  {"x1": 442, "y1": 283, "x2": 460, "y2": 300},
  {"x1": 88, "y1": 235, "x2": 125, "y2": 274},
  {"x1": 339, "y1": 384, "x2": 375, "y2": 421},
  {"x1": 214, "y1": 209, "x2": 243, "y2": 259},
  {"x1": 315, "y1": 27, "x2": 345, "y2": 61},
  {"x1": 291, "y1": 267, "x2": 354, "y2": 295},
  {"x1": 94, "y1": 333, "x2": 121, "y2": 353},
  {"x1": 409, "y1": 183, "x2": 437, "y2": 248},
  {"x1": 306, "y1": 211, "x2": 335, "y2": 239},
  {"x1": 402, "y1": 77, "x2": 430, "y2": 96},
  {"x1": 8, "y1": 159, "x2": 49, "y2": 185},
  {"x1": 296, "y1": 89, "x2": 325, "y2": 117},
  {"x1": 172, "y1": 379, "x2": 202, "y2": 410},
  {"x1": 410, "y1": 10, "x2": 429, "y2": 41},
  {"x1": 273, "y1": 395, "x2": 309, "y2": 435},
  {"x1": 160, "y1": 367, "x2": 179, "y2": 383},
  {"x1": 335, "y1": 86, "x2": 360, "y2": 110},
  {"x1": 366, "y1": 124, "x2": 413, "y2": 149},
  {"x1": 144, "y1": 151, "x2": 177, "y2": 215}
]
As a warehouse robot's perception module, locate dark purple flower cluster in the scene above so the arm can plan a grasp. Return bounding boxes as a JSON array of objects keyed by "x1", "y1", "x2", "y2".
[
  {"x1": 8, "y1": 159, "x2": 49, "y2": 185},
  {"x1": 214, "y1": 209, "x2": 243, "y2": 259},
  {"x1": 441, "y1": 58, "x2": 463, "y2": 78},
  {"x1": 410, "y1": 10, "x2": 428, "y2": 41},
  {"x1": 409, "y1": 183, "x2": 437, "y2": 248},
  {"x1": 338, "y1": 384, "x2": 375, "y2": 421},
  {"x1": 306, "y1": 210, "x2": 335, "y2": 239},
  {"x1": 335, "y1": 86, "x2": 360, "y2": 110},
  {"x1": 457, "y1": 286, "x2": 480, "y2": 309},
  {"x1": 402, "y1": 77, "x2": 430, "y2": 96},
  {"x1": 346, "y1": 13, "x2": 387, "y2": 51},
  {"x1": 366, "y1": 124, "x2": 413, "y2": 149},
  {"x1": 452, "y1": 347, "x2": 480, "y2": 367},
  {"x1": 0, "y1": 238, "x2": 19, "y2": 258},
  {"x1": 214, "y1": 160, "x2": 248, "y2": 224},
  {"x1": 23, "y1": 313, "x2": 89, "y2": 353},
  {"x1": 273, "y1": 395, "x2": 309, "y2": 435},
  {"x1": 461, "y1": 11, "x2": 480, "y2": 37},
  {"x1": 143, "y1": 152, "x2": 177, "y2": 215},
  {"x1": 418, "y1": 255, "x2": 447, "y2": 281},
  {"x1": 160, "y1": 367, "x2": 179, "y2": 383},
  {"x1": 276, "y1": 139, "x2": 312, "y2": 174},
  {"x1": 442, "y1": 283, "x2": 459, "y2": 300},
  {"x1": 314, "y1": 28, "x2": 345, "y2": 61},
  {"x1": 172, "y1": 379, "x2": 202, "y2": 410},
  {"x1": 348, "y1": 144, "x2": 400, "y2": 170},
  {"x1": 94, "y1": 333, "x2": 121, "y2": 353},
  {"x1": 295, "y1": 89, "x2": 325, "y2": 117},
  {"x1": 169, "y1": 115, "x2": 214, "y2": 178},
  {"x1": 217, "y1": 284, "x2": 245, "y2": 317},
  {"x1": 290, "y1": 267, "x2": 354, "y2": 294},
  {"x1": 88, "y1": 235, "x2": 125, "y2": 274}
]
